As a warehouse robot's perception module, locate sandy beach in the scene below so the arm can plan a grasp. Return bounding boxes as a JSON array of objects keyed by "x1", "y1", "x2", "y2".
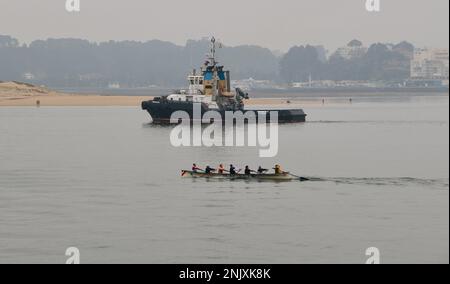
[
  {"x1": 0, "y1": 81, "x2": 150, "y2": 106},
  {"x1": 0, "y1": 93, "x2": 154, "y2": 107}
]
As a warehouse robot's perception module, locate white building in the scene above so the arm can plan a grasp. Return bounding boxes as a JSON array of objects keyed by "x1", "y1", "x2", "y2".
[
  {"x1": 411, "y1": 48, "x2": 449, "y2": 79},
  {"x1": 231, "y1": 78, "x2": 280, "y2": 91}
]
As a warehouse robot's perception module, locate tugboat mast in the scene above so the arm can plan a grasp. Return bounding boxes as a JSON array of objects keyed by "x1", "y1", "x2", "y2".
[
  {"x1": 210, "y1": 37, "x2": 217, "y2": 66},
  {"x1": 209, "y1": 37, "x2": 219, "y2": 102}
]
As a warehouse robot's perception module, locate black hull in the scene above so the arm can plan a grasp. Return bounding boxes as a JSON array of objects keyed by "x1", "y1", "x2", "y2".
[{"x1": 141, "y1": 100, "x2": 306, "y2": 123}]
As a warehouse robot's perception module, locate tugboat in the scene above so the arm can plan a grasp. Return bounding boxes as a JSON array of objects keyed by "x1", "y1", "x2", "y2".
[{"x1": 141, "y1": 37, "x2": 306, "y2": 123}]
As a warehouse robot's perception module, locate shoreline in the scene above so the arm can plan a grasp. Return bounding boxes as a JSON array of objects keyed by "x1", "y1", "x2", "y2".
[
  {"x1": 1, "y1": 90, "x2": 448, "y2": 108},
  {"x1": 1, "y1": 93, "x2": 448, "y2": 107}
]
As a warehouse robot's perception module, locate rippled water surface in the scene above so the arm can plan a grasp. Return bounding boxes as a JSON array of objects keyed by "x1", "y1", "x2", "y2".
[{"x1": 0, "y1": 95, "x2": 448, "y2": 263}]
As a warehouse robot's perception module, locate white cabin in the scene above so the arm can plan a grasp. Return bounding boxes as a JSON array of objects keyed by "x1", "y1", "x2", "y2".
[{"x1": 166, "y1": 70, "x2": 214, "y2": 104}]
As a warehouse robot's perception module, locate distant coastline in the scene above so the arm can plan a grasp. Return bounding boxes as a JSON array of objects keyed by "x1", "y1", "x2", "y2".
[
  {"x1": 249, "y1": 86, "x2": 449, "y2": 95},
  {"x1": 1, "y1": 81, "x2": 448, "y2": 107},
  {"x1": 53, "y1": 85, "x2": 449, "y2": 97}
]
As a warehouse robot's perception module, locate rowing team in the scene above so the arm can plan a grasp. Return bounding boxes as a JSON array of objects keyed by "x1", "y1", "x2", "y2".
[{"x1": 191, "y1": 163, "x2": 286, "y2": 175}]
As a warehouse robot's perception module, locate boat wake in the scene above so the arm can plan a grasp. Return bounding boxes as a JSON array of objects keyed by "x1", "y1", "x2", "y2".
[
  {"x1": 306, "y1": 177, "x2": 449, "y2": 189},
  {"x1": 308, "y1": 120, "x2": 448, "y2": 125}
]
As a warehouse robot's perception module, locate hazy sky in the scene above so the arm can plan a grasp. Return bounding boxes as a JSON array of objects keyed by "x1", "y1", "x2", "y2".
[{"x1": 0, "y1": 0, "x2": 448, "y2": 51}]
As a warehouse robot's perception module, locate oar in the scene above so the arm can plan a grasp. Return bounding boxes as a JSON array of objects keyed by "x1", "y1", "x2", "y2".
[
  {"x1": 228, "y1": 169, "x2": 242, "y2": 175},
  {"x1": 289, "y1": 172, "x2": 310, "y2": 181}
]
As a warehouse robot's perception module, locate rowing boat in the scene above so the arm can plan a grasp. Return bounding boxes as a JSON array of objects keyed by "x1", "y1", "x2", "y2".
[{"x1": 181, "y1": 170, "x2": 308, "y2": 182}]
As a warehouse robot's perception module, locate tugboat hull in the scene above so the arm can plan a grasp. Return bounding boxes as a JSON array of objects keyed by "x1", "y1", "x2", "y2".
[{"x1": 141, "y1": 100, "x2": 306, "y2": 124}]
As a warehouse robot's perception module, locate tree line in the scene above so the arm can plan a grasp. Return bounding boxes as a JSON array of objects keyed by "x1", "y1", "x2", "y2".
[
  {"x1": 0, "y1": 35, "x2": 414, "y2": 88},
  {"x1": 280, "y1": 41, "x2": 414, "y2": 83}
]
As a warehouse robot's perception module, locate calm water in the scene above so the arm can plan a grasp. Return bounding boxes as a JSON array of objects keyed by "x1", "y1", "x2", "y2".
[{"x1": 0, "y1": 95, "x2": 448, "y2": 264}]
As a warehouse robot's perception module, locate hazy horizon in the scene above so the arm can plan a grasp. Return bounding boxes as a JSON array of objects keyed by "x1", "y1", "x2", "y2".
[{"x1": 0, "y1": 0, "x2": 448, "y2": 52}]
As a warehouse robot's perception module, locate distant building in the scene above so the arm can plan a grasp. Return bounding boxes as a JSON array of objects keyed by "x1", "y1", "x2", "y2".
[
  {"x1": 291, "y1": 80, "x2": 379, "y2": 89},
  {"x1": 231, "y1": 78, "x2": 280, "y2": 91},
  {"x1": 108, "y1": 83, "x2": 121, "y2": 89},
  {"x1": 334, "y1": 40, "x2": 367, "y2": 60},
  {"x1": 411, "y1": 48, "x2": 449, "y2": 79}
]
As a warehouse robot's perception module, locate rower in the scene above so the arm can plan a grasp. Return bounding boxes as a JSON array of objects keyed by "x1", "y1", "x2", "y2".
[
  {"x1": 244, "y1": 166, "x2": 252, "y2": 175},
  {"x1": 218, "y1": 164, "x2": 225, "y2": 174},
  {"x1": 205, "y1": 166, "x2": 215, "y2": 174},
  {"x1": 229, "y1": 164, "x2": 237, "y2": 175},
  {"x1": 257, "y1": 166, "x2": 269, "y2": 174},
  {"x1": 192, "y1": 163, "x2": 202, "y2": 173},
  {"x1": 274, "y1": 164, "x2": 283, "y2": 175}
]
